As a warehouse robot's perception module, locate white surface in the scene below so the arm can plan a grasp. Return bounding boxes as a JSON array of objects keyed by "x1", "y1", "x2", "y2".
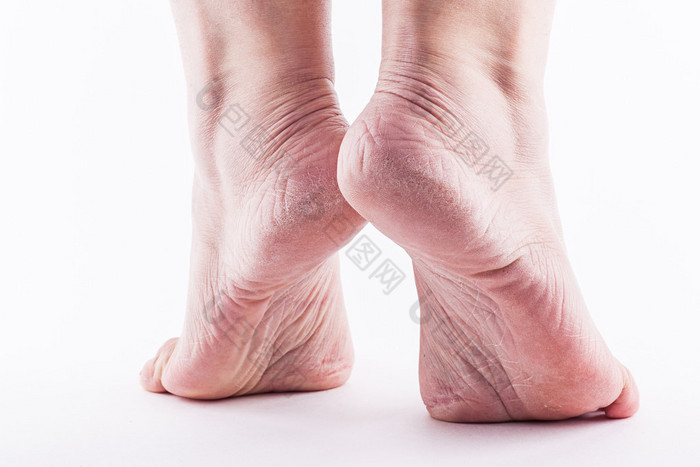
[{"x1": 1, "y1": 1, "x2": 699, "y2": 465}]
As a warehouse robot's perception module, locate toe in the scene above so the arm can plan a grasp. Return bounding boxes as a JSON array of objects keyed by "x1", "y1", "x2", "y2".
[
  {"x1": 604, "y1": 365, "x2": 640, "y2": 419},
  {"x1": 140, "y1": 337, "x2": 178, "y2": 394}
]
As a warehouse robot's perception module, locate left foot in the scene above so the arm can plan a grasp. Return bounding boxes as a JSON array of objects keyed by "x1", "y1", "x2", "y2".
[{"x1": 140, "y1": 0, "x2": 364, "y2": 399}]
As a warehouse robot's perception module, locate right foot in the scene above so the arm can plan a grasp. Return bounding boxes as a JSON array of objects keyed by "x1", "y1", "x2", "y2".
[
  {"x1": 140, "y1": 1, "x2": 364, "y2": 399},
  {"x1": 337, "y1": 0, "x2": 639, "y2": 422}
]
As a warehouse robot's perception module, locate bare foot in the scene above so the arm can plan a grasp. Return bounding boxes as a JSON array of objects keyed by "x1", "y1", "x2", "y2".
[
  {"x1": 140, "y1": 0, "x2": 364, "y2": 398},
  {"x1": 337, "y1": 0, "x2": 639, "y2": 421}
]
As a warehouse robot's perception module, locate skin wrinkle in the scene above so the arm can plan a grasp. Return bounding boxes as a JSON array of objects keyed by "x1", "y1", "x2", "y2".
[
  {"x1": 419, "y1": 271, "x2": 522, "y2": 417},
  {"x1": 192, "y1": 78, "x2": 340, "y2": 190},
  {"x1": 201, "y1": 254, "x2": 330, "y2": 386},
  {"x1": 252, "y1": 272, "x2": 343, "y2": 391},
  {"x1": 237, "y1": 275, "x2": 320, "y2": 393},
  {"x1": 259, "y1": 95, "x2": 342, "y2": 164},
  {"x1": 272, "y1": 272, "x2": 325, "y2": 340},
  {"x1": 379, "y1": 47, "x2": 545, "y2": 174},
  {"x1": 376, "y1": 84, "x2": 461, "y2": 136},
  {"x1": 230, "y1": 93, "x2": 343, "y2": 201},
  {"x1": 423, "y1": 327, "x2": 511, "y2": 416}
]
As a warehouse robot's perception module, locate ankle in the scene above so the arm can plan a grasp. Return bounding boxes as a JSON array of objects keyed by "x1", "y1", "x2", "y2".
[
  {"x1": 375, "y1": 57, "x2": 548, "y2": 160},
  {"x1": 190, "y1": 74, "x2": 344, "y2": 162},
  {"x1": 172, "y1": 1, "x2": 335, "y2": 88},
  {"x1": 380, "y1": 0, "x2": 554, "y2": 98}
]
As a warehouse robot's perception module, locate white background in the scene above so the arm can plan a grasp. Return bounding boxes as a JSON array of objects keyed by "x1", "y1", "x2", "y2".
[{"x1": 1, "y1": 1, "x2": 699, "y2": 465}]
